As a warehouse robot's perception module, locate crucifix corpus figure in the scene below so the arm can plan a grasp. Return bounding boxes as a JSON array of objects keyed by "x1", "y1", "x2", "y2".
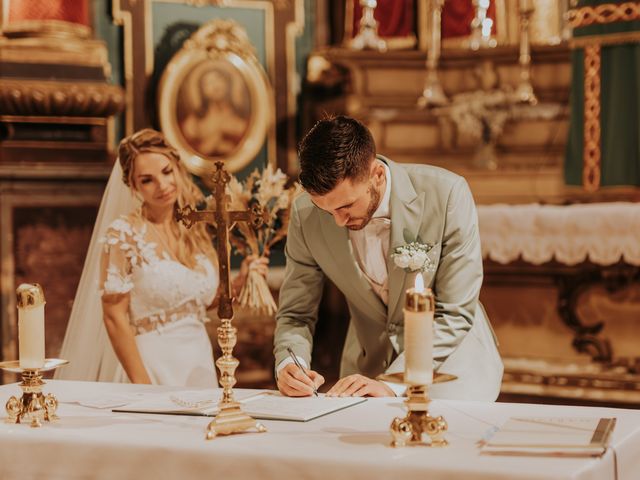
[{"x1": 175, "y1": 160, "x2": 269, "y2": 439}]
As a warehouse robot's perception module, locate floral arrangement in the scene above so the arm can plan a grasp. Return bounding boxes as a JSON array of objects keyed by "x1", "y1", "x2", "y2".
[
  {"x1": 434, "y1": 88, "x2": 564, "y2": 144},
  {"x1": 391, "y1": 241, "x2": 438, "y2": 273},
  {"x1": 214, "y1": 165, "x2": 301, "y2": 315},
  {"x1": 432, "y1": 88, "x2": 563, "y2": 169}
]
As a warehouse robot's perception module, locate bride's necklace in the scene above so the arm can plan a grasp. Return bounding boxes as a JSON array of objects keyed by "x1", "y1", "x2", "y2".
[
  {"x1": 147, "y1": 218, "x2": 178, "y2": 260},
  {"x1": 140, "y1": 203, "x2": 180, "y2": 260}
]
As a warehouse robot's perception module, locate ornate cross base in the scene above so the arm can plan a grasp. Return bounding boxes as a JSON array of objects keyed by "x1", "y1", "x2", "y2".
[
  {"x1": 206, "y1": 402, "x2": 266, "y2": 439},
  {"x1": 204, "y1": 319, "x2": 266, "y2": 439}
]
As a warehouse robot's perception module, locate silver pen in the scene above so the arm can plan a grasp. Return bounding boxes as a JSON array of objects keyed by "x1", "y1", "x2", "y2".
[{"x1": 286, "y1": 347, "x2": 318, "y2": 397}]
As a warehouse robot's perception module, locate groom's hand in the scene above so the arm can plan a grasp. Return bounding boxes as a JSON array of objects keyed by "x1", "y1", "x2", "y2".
[
  {"x1": 326, "y1": 374, "x2": 395, "y2": 397},
  {"x1": 277, "y1": 363, "x2": 325, "y2": 397}
]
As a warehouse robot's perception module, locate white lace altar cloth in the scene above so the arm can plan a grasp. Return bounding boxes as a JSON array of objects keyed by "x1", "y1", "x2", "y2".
[{"x1": 478, "y1": 202, "x2": 640, "y2": 266}]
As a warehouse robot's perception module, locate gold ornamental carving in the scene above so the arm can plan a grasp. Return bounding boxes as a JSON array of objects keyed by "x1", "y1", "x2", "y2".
[
  {"x1": 1, "y1": 19, "x2": 92, "y2": 41},
  {"x1": 378, "y1": 372, "x2": 456, "y2": 448},
  {"x1": 567, "y1": 2, "x2": 640, "y2": 28},
  {"x1": 0, "y1": 359, "x2": 68, "y2": 428},
  {"x1": 0, "y1": 80, "x2": 125, "y2": 118},
  {"x1": 182, "y1": 19, "x2": 260, "y2": 61},
  {"x1": 567, "y1": 2, "x2": 640, "y2": 191},
  {"x1": 583, "y1": 44, "x2": 602, "y2": 192},
  {"x1": 390, "y1": 385, "x2": 448, "y2": 448},
  {"x1": 0, "y1": 19, "x2": 124, "y2": 119},
  {"x1": 0, "y1": 20, "x2": 111, "y2": 72}
]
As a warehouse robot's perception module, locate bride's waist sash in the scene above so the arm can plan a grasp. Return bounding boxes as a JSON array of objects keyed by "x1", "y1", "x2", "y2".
[{"x1": 132, "y1": 298, "x2": 208, "y2": 335}]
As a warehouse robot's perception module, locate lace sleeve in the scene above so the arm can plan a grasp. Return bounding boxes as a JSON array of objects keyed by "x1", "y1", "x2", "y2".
[{"x1": 99, "y1": 219, "x2": 135, "y2": 296}]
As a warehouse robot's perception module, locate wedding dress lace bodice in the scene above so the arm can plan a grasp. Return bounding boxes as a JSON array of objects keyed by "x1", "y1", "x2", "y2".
[{"x1": 100, "y1": 214, "x2": 218, "y2": 334}]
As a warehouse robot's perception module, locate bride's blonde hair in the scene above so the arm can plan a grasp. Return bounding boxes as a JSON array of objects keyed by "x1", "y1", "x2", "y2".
[{"x1": 118, "y1": 128, "x2": 216, "y2": 269}]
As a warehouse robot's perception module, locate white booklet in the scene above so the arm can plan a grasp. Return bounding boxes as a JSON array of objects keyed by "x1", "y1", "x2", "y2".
[
  {"x1": 113, "y1": 390, "x2": 367, "y2": 422},
  {"x1": 481, "y1": 417, "x2": 617, "y2": 457}
]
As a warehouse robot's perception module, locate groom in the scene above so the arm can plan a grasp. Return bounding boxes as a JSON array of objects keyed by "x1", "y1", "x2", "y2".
[{"x1": 274, "y1": 115, "x2": 503, "y2": 400}]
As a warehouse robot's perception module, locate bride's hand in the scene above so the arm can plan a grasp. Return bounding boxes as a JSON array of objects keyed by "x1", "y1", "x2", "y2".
[
  {"x1": 239, "y1": 254, "x2": 269, "y2": 279},
  {"x1": 232, "y1": 255, "x2": 269, "y2": 297}
]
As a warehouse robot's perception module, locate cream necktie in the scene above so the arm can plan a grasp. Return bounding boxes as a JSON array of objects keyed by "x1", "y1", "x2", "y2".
[{"x1": 350, "y1": 217, "x2": 391, "y2": 305}]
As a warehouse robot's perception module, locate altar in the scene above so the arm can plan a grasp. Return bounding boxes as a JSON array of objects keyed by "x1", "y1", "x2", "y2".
[
  {"x1": 475, "y1": 202, "x2": 640, "y2": 406},
  {"x1": 0, "y1": 380, "x2": 639, "y2": 480}
]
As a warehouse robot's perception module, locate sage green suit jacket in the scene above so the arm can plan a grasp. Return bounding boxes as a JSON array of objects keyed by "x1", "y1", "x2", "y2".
[{"x1": 274, "y1": 157, "x2": 503, "y2": 401}]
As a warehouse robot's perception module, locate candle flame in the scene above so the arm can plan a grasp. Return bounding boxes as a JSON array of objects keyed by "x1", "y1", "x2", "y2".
[{"x1": 414, "y1": 273, "x2": 425, "y2": 293}]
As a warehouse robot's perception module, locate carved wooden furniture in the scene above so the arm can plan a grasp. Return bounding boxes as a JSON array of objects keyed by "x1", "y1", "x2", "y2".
[
  {"x1": 479, "y1": 202, "x2": 640, "y2": 406},
  {"x1": 0, "y1": 20, "x2": 124, "y2": 165}
]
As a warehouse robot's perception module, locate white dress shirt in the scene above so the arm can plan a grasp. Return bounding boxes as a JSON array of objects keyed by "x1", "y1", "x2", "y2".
[{"x1": 348, "y1": 161, "x2": 391, "y2": 305}]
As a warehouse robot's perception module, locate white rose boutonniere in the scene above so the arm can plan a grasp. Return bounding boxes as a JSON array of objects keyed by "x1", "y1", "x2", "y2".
[{"x1": 391, "y1": 241, "x2": 437, "y2": 273}]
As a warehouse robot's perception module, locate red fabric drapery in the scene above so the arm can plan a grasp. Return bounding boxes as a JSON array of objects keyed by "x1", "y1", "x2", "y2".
[
  {"x1": 351, "y1": 0, "x2": 415, "y2": 38},
  {"x1": 6, "y1": 0, "x2": 90, "y2": 26},
  {"x1": 442, "y1": 0, "x2": 497, "y2": 38}
]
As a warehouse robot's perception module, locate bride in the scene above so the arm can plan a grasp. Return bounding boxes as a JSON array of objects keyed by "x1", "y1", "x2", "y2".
[{"x1": 56, "y1": 128, "x2": 265, "y2": 386}]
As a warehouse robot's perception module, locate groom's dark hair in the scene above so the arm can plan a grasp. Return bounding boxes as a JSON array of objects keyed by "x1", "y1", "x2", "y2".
[{"x1": 298, "y1": 115, "x2": 376, "y2": 195}]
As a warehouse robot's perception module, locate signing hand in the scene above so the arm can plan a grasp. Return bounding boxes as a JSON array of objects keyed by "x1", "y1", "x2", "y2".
[
  {"x1": 277, "y1": 363, "x2": 325, "y2": 397},
  {"x1": 326, "y1": 374, "x2": 395, "y2": 397}
]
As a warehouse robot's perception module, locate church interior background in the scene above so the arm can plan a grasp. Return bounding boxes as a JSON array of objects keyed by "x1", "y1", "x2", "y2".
[{"x1": 1, "y1": 0, "x2": 639, "y2": 409}]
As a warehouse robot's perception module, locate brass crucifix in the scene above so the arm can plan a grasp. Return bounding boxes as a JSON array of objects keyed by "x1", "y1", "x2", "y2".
[{"x1": 175, "y1": 161, "x2": 268, "y2": 440}]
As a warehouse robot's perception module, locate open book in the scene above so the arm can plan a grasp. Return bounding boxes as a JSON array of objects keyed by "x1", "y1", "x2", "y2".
[
  {"x1": 481, "y1": 417, "x2": 617, "y2": 457},
  {"x1": 113, "y1": 390, "x2": 367, "y2": 422}
]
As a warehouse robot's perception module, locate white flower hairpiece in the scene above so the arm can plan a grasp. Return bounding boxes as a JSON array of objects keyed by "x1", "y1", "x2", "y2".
[{"x1": 391, "y1": 241, "x2": 437, "y2": 273}]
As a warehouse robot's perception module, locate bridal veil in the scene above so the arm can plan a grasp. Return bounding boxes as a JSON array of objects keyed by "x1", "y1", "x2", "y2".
[{"x1": 55, "y1": 162, "x2": 140, "y2": 381}]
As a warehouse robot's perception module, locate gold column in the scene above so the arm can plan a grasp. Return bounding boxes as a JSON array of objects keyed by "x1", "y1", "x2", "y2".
[
  {"x1": 583, "y1": 44, "x2": 602, "y2": 192},
  {"x1": 418, "y1": 0, "x2": 447, "y2": 108}
]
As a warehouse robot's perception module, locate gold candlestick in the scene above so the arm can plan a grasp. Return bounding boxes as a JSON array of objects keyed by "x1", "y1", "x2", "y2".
[
  {"x1": 175, "y1": 161, "x2": 268, "y2": 440},
  {"x1": 469, "y1": 0, "x2": 497, "y2": 50},
  {"x1": 350, "y1": 0, "x2": 387, "y2": 52},
  {"x1": 515, "y1": 1, "x2": 538, "y2": 104},
  {"x1": 0, "y1": 358, "x2": 68, "y2": 427},
  {"x1": 378, "y1": 274, "x2": 454, "y2": 447},
  {"x1": 378, "y1": 371, "x2": 456, "y2": 448},
  {"x1": 418, "y1": 0, "x2": 447, "y2": 108}
]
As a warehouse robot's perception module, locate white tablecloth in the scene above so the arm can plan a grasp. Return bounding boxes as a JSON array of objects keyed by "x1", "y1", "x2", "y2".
[
  {"x1": 478, "y1": 202, "x2": 640, "y2": 265},
  {"x1": 0, "y1": 381, "x2": 639, "y2": 480}
]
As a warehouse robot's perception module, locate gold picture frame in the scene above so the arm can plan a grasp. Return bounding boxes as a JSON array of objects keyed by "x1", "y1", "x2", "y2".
[{"x1": 157, "y1": 19, "x2": 274, "y2": 176}]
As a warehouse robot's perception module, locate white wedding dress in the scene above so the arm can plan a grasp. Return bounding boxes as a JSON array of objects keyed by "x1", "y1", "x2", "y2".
[
  {"x1": 101, "y1": 214, "x2": 219, "y2": 387},
  {"x1": 56, "y1": 161, "x2": 219, "y2": 387}
]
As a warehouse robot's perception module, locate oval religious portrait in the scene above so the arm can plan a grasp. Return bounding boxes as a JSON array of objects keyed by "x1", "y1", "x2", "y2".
[{"x1": 157, "y1": 20, "x2": 273, "y2": 175}]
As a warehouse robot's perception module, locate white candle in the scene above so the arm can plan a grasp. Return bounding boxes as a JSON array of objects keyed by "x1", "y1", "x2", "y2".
[
  {"x1": 403, "y1": 274, "x2": 434, "y2": 385},
  {"x1": 17, "y1": 283, "x2": 46, "y2": 369}
]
